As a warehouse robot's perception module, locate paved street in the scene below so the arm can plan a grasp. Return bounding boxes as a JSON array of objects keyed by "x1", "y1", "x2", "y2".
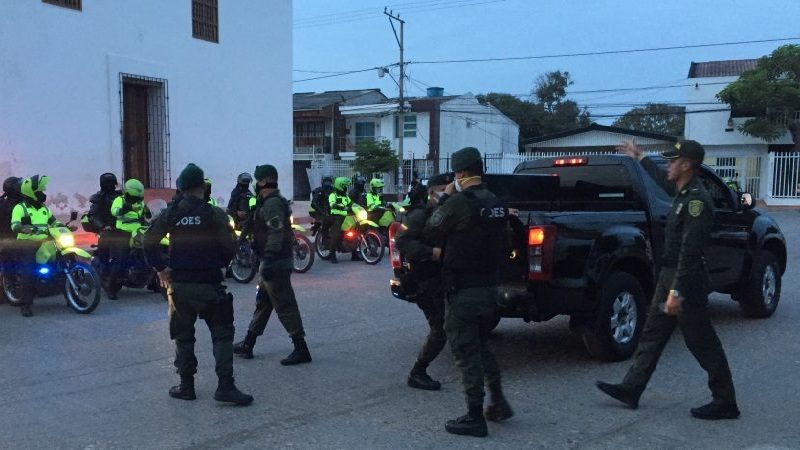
[{"x1": 0, "y1": 210, "x2": 798, "y2": 449}]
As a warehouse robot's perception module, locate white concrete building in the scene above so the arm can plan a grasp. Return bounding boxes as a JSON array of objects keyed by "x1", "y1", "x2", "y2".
[
  {"x1": 684, "y1": 59, "x2": 796, "y2": 203},
  {"x1": 0, "y1": 0, "x2": 293, "y2": 212},
  {"x1": 338, "y1": 92, "x2": 519, "y2": 161}
]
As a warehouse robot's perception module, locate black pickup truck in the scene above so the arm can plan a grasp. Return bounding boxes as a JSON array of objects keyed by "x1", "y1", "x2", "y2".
[{"x1": 389, "y1": 155, "x2": 787, "y2": 362}]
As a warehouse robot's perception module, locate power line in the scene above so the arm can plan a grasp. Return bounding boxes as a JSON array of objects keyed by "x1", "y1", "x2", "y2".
[
  {"x1": 408, "y1": 37, "x2": 800, "y2": 65},
  {"x1": 293, "y1": 64, "x2": 398, "y2": 83}
]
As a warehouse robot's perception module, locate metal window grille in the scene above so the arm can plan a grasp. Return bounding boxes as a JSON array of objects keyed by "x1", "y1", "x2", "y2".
[
  {"x1": 42, "y1": 0, "x2": 81, "y2": 10},
  {"x1": 119, "y1": 74, "x2": 171, "y2": 189},
  {"x1": 770, "y1": 152, "x2": 800, "y2": 199},
  {"x1": 192, "y1": 0, "x2": 219, "y2": 43}
]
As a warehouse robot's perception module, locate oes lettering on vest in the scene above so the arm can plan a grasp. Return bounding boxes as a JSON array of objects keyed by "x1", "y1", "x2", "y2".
[
  {"x1": 176, "y1": 216, "x2": 202, "y2": 226},
  {"x1": 480, "y1": 207, "x2": 506, "y2": 218}
]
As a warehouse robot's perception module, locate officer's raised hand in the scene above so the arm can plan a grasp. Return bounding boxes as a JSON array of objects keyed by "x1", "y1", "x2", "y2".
[{"x1": 616, "y1": 139, "x2": 644, "y2": 160}]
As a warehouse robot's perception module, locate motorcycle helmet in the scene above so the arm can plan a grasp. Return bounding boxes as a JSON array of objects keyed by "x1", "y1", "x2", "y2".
[
  {"x1": 237, "y1": 172, "x2": 252, "y2": 185},
  {"x1": 20, "y1": 175, "x2": 49, "y2": 202},
  {"x1": 2, "y1": 176, "x2": 21, "y2": 196},
  {"x1": 334, "y1": 177, "x2": 352, "y2": 192},
  {"x1": 352, "y1": 175, "x2": 367, "y2": 190},
  {"x1": 99, "y1": 173, "x2": 118, "y2": 191},
  {"x1": 321, "y1": 176, "x2": 333, "y2": 189},
  {"x1": 124, "y1": 179, "x2": 145, "y2": 198},
  {"x1": 369, "y1": 178, "x2": 385, "y2": 194}
]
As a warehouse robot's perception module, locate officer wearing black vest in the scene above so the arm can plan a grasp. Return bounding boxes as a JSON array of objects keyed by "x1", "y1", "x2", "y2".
[
  {"x1": 233, "y1": 164, "x2": 312, "y2": 365},
  {"x1": 143, "y1": 163, "x2": 253, "y2": 405},
  {"x1": 86, "y1": 173, "x2": 122, "y2": 279},
  {"x1": 423, "y1": 147, "x2": 513, "y2": 438}
]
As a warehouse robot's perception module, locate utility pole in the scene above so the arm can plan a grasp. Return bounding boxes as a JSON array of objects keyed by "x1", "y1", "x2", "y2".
[{"x1": 384, "y1": 8, "x2": 405, "y2": 199}]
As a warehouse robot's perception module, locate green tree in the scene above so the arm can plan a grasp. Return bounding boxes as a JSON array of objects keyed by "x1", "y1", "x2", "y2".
[
  {"x1": 613, "y1": 103, "x2": 686, "y2": 136},
  {"x1": 717, "y1": 45, "x2": 800, "y2": 145},
  {"x1": 479, "y1": 70, "x2": 592, "y2": 144},
  {"x1": 352, "y1": 139, "x2": 399, "y2": 175}
]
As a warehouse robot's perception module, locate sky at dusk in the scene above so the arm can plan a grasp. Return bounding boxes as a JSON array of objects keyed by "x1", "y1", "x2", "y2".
[{"x1": 293, "y1": 0, "x2": 800, "y2": 122}]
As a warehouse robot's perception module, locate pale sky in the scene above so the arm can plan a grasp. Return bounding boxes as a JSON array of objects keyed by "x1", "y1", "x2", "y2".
[{"x1": 293, "y1": 0, "x2": 800, "y2": 123}]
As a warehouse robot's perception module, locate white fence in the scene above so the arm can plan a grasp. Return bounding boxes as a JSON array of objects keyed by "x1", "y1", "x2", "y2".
[{"x1": 767, "y1": 151, "x2": 800, "y2": 204}]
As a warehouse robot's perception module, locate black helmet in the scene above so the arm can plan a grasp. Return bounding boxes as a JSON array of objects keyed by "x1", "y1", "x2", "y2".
[
  {"x1": 321, "y1": 176, "x2": 333, "y2": 188},
  {"x1": 2, "y1": 176, "x2": 21, "y2": 196},
  {"x1": 353, "y1": 175, "x2": 367, "y2": 189},
  {"x1": 99, "y1": 173, "x2": 118, "y2": 191},
  {"x1": 237, "y1": 172, "x2": 252, "y2": 185}
]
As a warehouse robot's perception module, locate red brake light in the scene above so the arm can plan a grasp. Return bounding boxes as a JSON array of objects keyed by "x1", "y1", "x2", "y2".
[
  {"x1": 388, "y1": 222, "x2": 403, "y2": 269},
  {"x1": 528, "y1": 228, "x2": 545, "y2": 246},
  {"x1": 553, "y1": 158, "x2": 586, "y2": 166},
  {"x1": 346, "y1": 231, "x2": 355, "y2": 238}
]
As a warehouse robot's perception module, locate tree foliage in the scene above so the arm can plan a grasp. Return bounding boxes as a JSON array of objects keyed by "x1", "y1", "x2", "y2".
[
  {"x1": 612, "y1": 103, "x2": 686, "y2": 136},
  {"x1": 353, "y1": 139, "x2": 399, "y2": 175},
  {"x1": 478, "y1": 70, "x2": 591, "y2": 145},
  {"x1": 717, "y1": 45, "x2": 800, "y2": 144}
]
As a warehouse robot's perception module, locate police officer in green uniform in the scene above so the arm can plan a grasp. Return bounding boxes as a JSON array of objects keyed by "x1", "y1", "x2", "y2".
[
  {"x1": 395, "y1": 173, "x2": 451, "y2": 391},
  {"x1": 597, "y1": 139, "x2": 740, "y2": 420},
  {"x1": 233, "y1": 164, "x2": 312, "y2": 365},
  {"x1": 423, "y1": 147, "x2": 514, "y2": 438},
  {"x1": 107, "y1": 178, "x2": 150, "y2": 299},
  {"x1": 144, "y1": 163, "x2": 253, "y2": 405}
]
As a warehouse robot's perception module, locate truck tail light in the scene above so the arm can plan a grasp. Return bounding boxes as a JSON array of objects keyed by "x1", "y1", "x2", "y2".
[
  {"x1": 388, "y1": 221, "x2": 403, "y2": 269},
  {"x1": 553, "y1": 158, "x2": 586, "y2": 166},
  {"x1": 528, "y1": 225, "x2": 556, "y2": 281}
]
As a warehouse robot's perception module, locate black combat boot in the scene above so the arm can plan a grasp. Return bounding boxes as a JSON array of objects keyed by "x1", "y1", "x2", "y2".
[
  {"x1": 690, "y1": 402, "x2": 740, "y2": 420},
  {"x1": 445, "y1": 404, "x2": 488, "y2": 437},
  {"x1": 407, "y1": 362, "x2": 441, "y2": 391},
  {"x1": 233, "y1": 331, "x2": 257, "y2": 359},
  {"x1": 596, "y1": 381, "x2": 640, "y2": 409},
  {"x1": 484, "y1": 382, "x2": 514, "y2": 422},
  {"x1": 169, "y1": 376, "x2": 196, "y2": 401},
  {"x1": 280, "y1": 337, "x2": 312, "y2": 366},
  {"x1": 20, "y1": 305, "x2": 33, "y2": 317},
  {"x1": 329, "y1": 252, "x2": 338, "y2": 264},
  {"x1": 213, "y1": 376, "x2": 253, "y2": 405}
]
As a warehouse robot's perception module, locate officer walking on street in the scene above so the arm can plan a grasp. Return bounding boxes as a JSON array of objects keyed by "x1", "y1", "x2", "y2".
[
  {"x1": 233, "y1": 164, "x2": 312, "y2": 365},
  {"x1": 395, "y1": 173, "x2": 452, "y2": 391},
  {"x1": 596, "y1": 139, "x2": 740, "y2": 420},
  {"x1": 423, "y1": 147, "x2": 514, "y2": 438},
  {"x1": 144, "y1": 163, "x2": 253, "y2": 405}
]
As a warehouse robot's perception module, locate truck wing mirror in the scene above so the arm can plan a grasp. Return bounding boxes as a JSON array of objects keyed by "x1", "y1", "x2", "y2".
[{"x1": 740, "y1": 193, "x2": 755, "y2": 210}]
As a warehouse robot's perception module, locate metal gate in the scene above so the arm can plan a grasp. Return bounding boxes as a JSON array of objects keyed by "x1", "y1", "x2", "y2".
[{"x1": 768, "y1": 151, "x2": 800, "y2": 204}]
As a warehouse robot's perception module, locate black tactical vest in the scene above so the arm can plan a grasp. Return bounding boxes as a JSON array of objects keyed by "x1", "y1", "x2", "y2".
[
  {"x1": 167, "y1": 196, "x2": 224, "y2": 271},
  {"x1": 442, "y1": 188, "x2": 509, "y2": 289}
]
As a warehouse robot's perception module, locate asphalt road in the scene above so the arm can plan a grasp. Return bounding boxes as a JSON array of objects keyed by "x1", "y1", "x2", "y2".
[{"x1": 0, "y1": 210, "x2": 798, "y2": 449}]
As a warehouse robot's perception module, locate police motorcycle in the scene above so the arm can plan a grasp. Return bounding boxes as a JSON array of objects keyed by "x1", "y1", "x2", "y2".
[
  {"x1": 291, "y1": 215, "x2": 314, "y2": 273},
  {"x1": 1, "y1": 211, "x2": 101, "y2": 314},
  {"x1": 313, "y1": 204, "x2": 384, "y2": 265},
  {"x1": 369, "y1": 201, "x2": 407, "y2": 245}
]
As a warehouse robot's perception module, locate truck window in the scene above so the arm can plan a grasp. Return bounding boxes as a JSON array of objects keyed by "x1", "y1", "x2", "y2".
[{"x1": 517, "y1": 165, "x2": 639, "y2": 210}]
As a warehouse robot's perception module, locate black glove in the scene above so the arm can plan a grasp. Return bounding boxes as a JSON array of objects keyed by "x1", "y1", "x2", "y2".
[{"x1": 120, "y1": 202, "x2": 133, "y2": 214}]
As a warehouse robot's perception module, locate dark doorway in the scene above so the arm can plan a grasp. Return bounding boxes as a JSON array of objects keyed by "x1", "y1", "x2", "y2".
[
  {"x1": 122, "y1": 83, "x2": 150, "y2": 186},
  {"x1": 120, "y1": 74, "x2": 170, "y2": 188},
  {"x1": 293, "y1": 161, "x2": 311, "y2": 201}
]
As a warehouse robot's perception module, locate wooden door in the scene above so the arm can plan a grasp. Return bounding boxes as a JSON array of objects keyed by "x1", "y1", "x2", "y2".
[{"x1": 122, "y1": 83, "x2": 150, "y2": 186}]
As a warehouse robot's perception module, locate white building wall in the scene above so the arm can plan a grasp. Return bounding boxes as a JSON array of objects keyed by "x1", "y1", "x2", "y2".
[
  {"x1": 0, "y1": 0, "x2": 293, "y2": 211},
  {"x1": 342, "y1": 112, "x2": 431, "y2": 158},
  {"x1": 439, "y1": 95, "x2": 519, "y2": 157}
]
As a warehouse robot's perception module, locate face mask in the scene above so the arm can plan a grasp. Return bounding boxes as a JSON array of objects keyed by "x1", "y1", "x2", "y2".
[
  {"x1": 35, "y1": 192, "x2": 47, "y2": 203},
  {"x1": 454, "y1": 176, "x2": 480, "y2": 193}
]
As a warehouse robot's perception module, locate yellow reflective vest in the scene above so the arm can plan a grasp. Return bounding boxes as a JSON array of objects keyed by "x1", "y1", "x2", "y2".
[
  {"x1": 365, "y1": 192, "x2": 383, "y2": 211},
  {"x1": 10, "y1": 202, "x2": 55, "y2": 241},
  {"x1": 328, "y1": 192, "x2": 351, "y2": 216},
  {"x1": 111, "y1": 196, "x2": 146, "y2": 234}
]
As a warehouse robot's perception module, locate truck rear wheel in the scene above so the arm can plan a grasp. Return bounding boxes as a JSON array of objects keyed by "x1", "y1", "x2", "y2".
[
  {"x1": 582, "y1": 272, "x2": 647, "y2": 362},
  {"x1": 735, "y1": 251, "x2": 781, "y2": 319}
]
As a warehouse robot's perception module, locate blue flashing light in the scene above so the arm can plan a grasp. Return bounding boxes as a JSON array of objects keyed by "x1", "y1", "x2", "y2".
[{"x1": 37, "y1": 266, "x2": 50, "y2": 276}]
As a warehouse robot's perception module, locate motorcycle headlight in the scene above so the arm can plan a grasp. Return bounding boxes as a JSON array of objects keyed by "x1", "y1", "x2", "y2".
[
  {"x1": 228, "y1": 216, "x2": 235, "y2": 229},
  {"x1": 58, "y1": 234, "x2": 75, "y2": 248},
  {"x1": 356, "y1": 210, "x2": 368, "y2": 221}
]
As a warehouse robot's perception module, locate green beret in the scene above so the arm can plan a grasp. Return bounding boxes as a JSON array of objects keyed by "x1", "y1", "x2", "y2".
[
  {"x1": 662, "y1": 140, "x2": 705, "y2": 162},
  {"x1": 451, "y1": 147, "x2": 482, "y2": 172},
  {"x1": 254, "y1": 164, "x2": 278, "y2": 181},
  {"x1": 176, "y1": 163, "x2": 205, "y2": 190}
]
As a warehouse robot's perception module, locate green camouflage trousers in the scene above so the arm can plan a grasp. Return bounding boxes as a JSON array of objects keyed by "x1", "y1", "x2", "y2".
[
  {"x1": 247, "y1": 269, "x2": 306, "y2": 339},
  {"x1": 622, "y1": 268, "x2": 737, "y2": 405},
  {"x1": 168, "y1": 282, "x2": 235, "y2": 379},
  {"x1": 445, "y1": 286, "x2": 501, "y2": 407}
]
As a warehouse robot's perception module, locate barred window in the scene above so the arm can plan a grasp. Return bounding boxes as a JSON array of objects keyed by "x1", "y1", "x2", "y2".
[
  {"x1": 43, "y1": 0, "x2": 81, "y2": 11},
  {"x1": 192, "y1": 0, "x2": 219, "y2": 43}
]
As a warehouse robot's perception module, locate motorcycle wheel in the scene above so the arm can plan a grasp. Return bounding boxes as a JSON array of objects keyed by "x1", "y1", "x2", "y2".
[
  {"x1": 230, "y1": 244, "x2": 258, "y2": 284},
  {"x1": 63, "y1": 260, "x2": 101, "y2": 314},
  {"x1": 314, "y1": 231, "x2": 332, "y2": 260},
  {"x1": 1, "y1": 270, "x2": 26, "y2": 307},
  {"x1": 358, "y1": 230, "x2": 385, "y2": 265},
  {"x1": 293, "y1": 233, "x2": 315, "y2": 273}
]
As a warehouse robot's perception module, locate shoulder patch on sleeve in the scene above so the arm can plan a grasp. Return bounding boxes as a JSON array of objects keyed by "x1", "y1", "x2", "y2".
[
  {"x1": 688, "y1": 199, "x2": 704, "y2": 217},
  {"x1": 430, "y1": 211, "x2": 444, "y2": 227}
]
